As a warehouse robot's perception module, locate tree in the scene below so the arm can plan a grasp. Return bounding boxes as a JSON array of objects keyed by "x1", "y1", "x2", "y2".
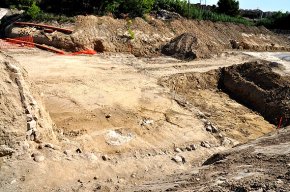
[{"x1": 217, "y1": 0, "x2": 239, "y2": 17}]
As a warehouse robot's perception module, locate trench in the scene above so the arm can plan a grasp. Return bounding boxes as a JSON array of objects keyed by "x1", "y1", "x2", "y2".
[{"x1": 161, "y1": 60, "x2": 290, "y2": 137}]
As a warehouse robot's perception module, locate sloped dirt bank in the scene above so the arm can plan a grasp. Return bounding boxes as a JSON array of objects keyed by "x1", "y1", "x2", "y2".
[
  {"x1": 161, "y1": 60, "x2": 289, "y2": 143},
  {"x1": 134, "y1": 126, "x2": 290, "y2": 191},
  {"x1": 5, "y1": 15, "x2": 290, "y2": 57},
  {"x1": 220, "y1": 61, "x2": 290, "y2": 127},
  {"x1": 0, "y1": 52, "x2": 55, "y2": 156}
]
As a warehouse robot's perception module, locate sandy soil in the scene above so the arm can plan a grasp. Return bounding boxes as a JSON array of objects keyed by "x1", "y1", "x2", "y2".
[{"x1": 0, "y1": 48, "x2": 289, "y2": 191}]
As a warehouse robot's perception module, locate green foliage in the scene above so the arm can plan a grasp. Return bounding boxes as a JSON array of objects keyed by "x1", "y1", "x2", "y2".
[
  {"x1": 3, "y1": 0, "x2": 252, "y2": 26},
  {"x1": 27, "y1": 2, "x2": 41, "y2": 19},
  {"x1": 2, "y1": 0, "x2": 36, "y2": 9},
  {"x1": 121, "y1": 0, "x2": 155, "y2": 17},
  {"x1": 192, "y1": 8, "x2": 251, "y2": 25},
  {"x1": 154, "y1": 0, "x2": 188, "y2": 15},
  {"x1": 127, "y1": 20, "x2": 135, "y2": 39},
  {"x1": 128, "y1": 28, "x2": 135, "y2": 39},
  {"x1": 217, "y1": 0, "x2": 240, "y2": 17},
  {"x1": 257, "y1": 12, "x2": 290, "y2": 30}
]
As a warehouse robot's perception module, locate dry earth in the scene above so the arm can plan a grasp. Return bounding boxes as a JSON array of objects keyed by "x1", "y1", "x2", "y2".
[
  {"x1": 5, "y1": 16, "x2": 290, "y2": 58},
  {"x1": 0, "y1": 46, "x2": 289, "y2": 191}
]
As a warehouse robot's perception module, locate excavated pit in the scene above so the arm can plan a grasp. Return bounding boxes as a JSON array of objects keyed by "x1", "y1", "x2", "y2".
[
  {"x1": 161, "y1": 60, "x2": 290, "y2": 131},
  {"x1": 220, "y1": 61, "x2": 290, "y2": 127}
]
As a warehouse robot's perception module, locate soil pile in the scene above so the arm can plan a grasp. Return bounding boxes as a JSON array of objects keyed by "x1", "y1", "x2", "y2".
[
  {"x1": 220, "y1": 61, "x2": 290, "y2": 126},
  {"x1": 161, "y1": 33, "x2": 211, "y2": 60},
  {"x1": 5, "y1": 15, "x2": 290, "y2": 58}
]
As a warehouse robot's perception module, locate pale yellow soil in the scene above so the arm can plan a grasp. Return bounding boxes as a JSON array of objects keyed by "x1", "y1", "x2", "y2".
[{"x1": 1, "y1": 49, "x2": 288, "y2": 191}]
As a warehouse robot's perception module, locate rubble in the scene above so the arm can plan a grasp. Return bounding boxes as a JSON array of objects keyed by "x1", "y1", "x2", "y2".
[{"x1": 0, "y1": 145, "x2": 15, "y2": 157}]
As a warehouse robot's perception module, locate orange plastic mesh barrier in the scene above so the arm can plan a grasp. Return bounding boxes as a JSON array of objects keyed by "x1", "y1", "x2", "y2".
[
  {"x1": 71, "y1": 49, "x2": 97, "y2": 55},
  {"x1": 0, "y1": 36, "x2": 34, "y2": 49}
]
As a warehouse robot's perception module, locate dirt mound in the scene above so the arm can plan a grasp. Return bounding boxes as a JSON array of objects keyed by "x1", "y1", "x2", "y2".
[
  {"x1": 161, "y1": 33, "x2": 208, "y2": 60},
  {"x1": 5, "y1": 15, "x2": 290, "y2": 57},
  {"x1": 220, "y1": 61, "x2": 290, "y2": 127}
]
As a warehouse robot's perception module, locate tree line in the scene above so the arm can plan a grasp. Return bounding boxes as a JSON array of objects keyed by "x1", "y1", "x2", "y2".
[
  {"x1": 1, "y1": 0, "x2": 238, "y2": 17},
  {"x1": 1, "y1": 0, "x2": 289, "y2": 30}
]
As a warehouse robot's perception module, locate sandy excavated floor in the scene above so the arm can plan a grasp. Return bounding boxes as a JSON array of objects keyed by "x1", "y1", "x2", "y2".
[{"x1": 0, "y1": 49, "x2": 288, "y2": 191}]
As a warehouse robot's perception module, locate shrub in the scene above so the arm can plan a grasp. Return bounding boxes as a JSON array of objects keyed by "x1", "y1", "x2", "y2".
[
  {"x1": 257, "y1": 12, "x2": 290, "y2": 30},
  {"x1": 217, "y1": 0, "x2": 240, "y2": 17},
  {"x1": 120, "y1": 0, "x2": 155, "y2": 17},
  {"x1": 27, "y1": 2, "x2": 41, "y2": 19}
]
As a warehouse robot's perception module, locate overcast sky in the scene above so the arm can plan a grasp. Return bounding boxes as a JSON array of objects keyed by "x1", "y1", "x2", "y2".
[{"x1": 191, "y1": 0, "x2": 290, "y2": 12}]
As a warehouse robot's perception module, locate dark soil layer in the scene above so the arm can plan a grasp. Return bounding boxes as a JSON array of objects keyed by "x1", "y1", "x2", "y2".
[{"x1": 220, "y1": 61, "x2": 290, "y2": 127}]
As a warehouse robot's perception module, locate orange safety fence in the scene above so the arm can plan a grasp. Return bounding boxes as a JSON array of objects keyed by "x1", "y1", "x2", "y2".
[
  {"x1": 0, "y1": 36, "x2": 34, "y2": 49},
  {"x1": 0, "y1": 36, "x2": 97, "y2": 55}
]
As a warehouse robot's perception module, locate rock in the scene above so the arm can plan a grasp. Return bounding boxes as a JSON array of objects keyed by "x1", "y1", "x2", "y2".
[
  {"x1": 131, "y1": 173, "x2": 136, "y2": 178},
  {"x1": 27, "y1": 120, "x2": 37, "y2": 131},
  {"x1": 157, "y1": 9, "x2": 182, "y2": 20},
  {"x1": 64, "y1": 150, "x2": 72, "y2": 156},
  {"x1": 221, "y1": 137, "x2": 232, "y2": 146},
  {"x1": 185, "y1": 146, "x2": 192, "y2": 151},
  {"x1": 190, "y1": 144, "x2": 197, "y2": 150},
  {"x1": 200, "y1": 118, "x2": 208, "y2": 124},
  {"x1": 76, "y1": 148, "x2": 82, "y2": 153},
  {"x1": 105, "y1": 114, "x2": 111, "y2": 119},
  {"x1": 10, "y1": 179, "x2": 17, "y2": 184},
  {"x1": 141, "y1": 119, "x2": 154, "y2": 126},
  {"x1": 205, "y1": 125, "x2": 212, "y2": 132},
  {"x1": 26, "y1": 114, "x2": 33, "y2": 122},
  {"x1": 21, "y1": 141, "x2": 30, "y2": 151},
  {"x1": 26, "y1": 129, "x2": 33, "y2": 138},
  {"x1": 172, "y1": 155, "x2": 186, "y2": 164},
  {"x1": 32, "y1": 153, "x2": 45, "y2": 162},
  {"x1": 211, "y1": 125, "x2": 219, "y2": 133},
  {"x1": 172, "y1": 155, "x2": 182, "y2": 163},
  {"x1": 205, "y1": 124, "x2": 219, "y2": 133},
  {"x1": 44, "y1": 143, "x2": 54, "y2": 149},
  {"x1": 44, "y1": 143, "x2": 60, "y2": 150},
  {"x1": 102, "y1": 155, "x2": 110, "y2": 161},
  {"x1": 38, "y1": 144, "x2": 44, "y2": 149},
  {"x1": 203, "y1": 112, "x2": 212, "y2": 117},
  {"x1": 230, "y1": 39, "x2": 240, "y2": 49},
  {"x1": 197, "y1": 112, "x2": 206, "y2": 118},
  {"x1": 0, "y1": 145, "x2": 15, "y2": 157},
  {"x1": 86, "y1": 153, "x2": 98, "y2": 161},
  {"x1": 201, "y1": 141, "x2": 211, "y2": 148},
  {"x1": 174, "y1": 147, "x2": 182, "y2": 153}
]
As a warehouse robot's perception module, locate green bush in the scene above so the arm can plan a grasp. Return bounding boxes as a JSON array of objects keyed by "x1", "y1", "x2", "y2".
[
  {"x1": 217, "y1": 0, "x2": 240, "y2": 17},
  {"x1": 120, "y1": 0, "x2": 155, "y2": 17},
  {"x1": 257, "y1": 12, "x2": 290, "y2": 30},
  {"x1": 27, "y1": 2, "x2": 41, "y2": 19},
  {"x1": 2, "y1": 0, "x2": 36, "y2": 9}
]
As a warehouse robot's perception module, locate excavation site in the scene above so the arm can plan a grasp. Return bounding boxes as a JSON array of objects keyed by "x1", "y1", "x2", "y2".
[{"x1": 0, "y1": 5, "x2": 290, "y2": 192}]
